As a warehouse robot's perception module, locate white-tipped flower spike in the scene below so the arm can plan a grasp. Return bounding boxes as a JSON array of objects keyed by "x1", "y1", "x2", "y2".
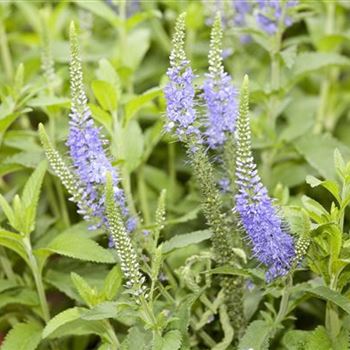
[
  {"x1": 202, "y1": 14, "x2": 238, "y2": 148},
  {"x1": 67, "y1": 22, "x2": 136, "y2": 232},
  {"x1": 234, "y1": 76, "x2": 295, "y2": 282},
  {"x1": 105, "y1": 173, "x2": 147, "y2": 299},
  {"x1": 164, "y1": 13, "x2": 200, "y2": 139}
]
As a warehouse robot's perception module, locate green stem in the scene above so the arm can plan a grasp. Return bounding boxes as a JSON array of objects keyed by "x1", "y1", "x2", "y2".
[
  {"x1": 168, "y1": 143, "x2": 176, "y2": 203},
  {"x1": 103, "y1": 320, "x2": 120, "y2": 349},
  {"x1": 275, "y1": 275, "x2": 292, "y2": 325},
  {"x1": 23, "y1": 237, "x2": 50, "y2": 323},
  {"x1": 54, "y1": 179, "x2": 71, "y2": 228},
  {"x1": 0, "y1": 22, "x2": 13, "y2": 81},
  {"x1": 313, "y1": 2, "x2": 336, "y2": 134},
  {"x1": 325, "y1": 274, "x2": 341, "y2": 339},
  {"x1": 137, "y1": 165, "x2": 151, "y2": 225}
]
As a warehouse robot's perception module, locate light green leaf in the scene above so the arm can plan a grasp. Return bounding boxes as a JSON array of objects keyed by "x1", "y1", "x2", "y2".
[
  {"x1": 0, "y1": 194, "x2": 16, "y2": 228},
  {"x1": 0, "y1": 229, "x2": 28, "y2": 263},
  {"x1": 293, "y1": 52, "x2": 350, "y2": 78},
  {"x1": 1, "y1": 322, "x2": 42, "y2": 350},
  {"x1": 21, "y1": 160, "x2": 47, "y2": 234},
  {"x1": 76, "y1": 2, "x2": 121, "y2": 27},
  {"x1": 305, "y1": 326, "x2": 332, "y2": 350},
  {"x1": 103, "y1": 265, "x2": 122, "y2": 300},
  {"x1": 81, "y1": 301, "x2": 120, "y2": 320},
  {"x1": 238, "y1": 320, "x2": 274, "y2": 350},
  {"x1": 120, "y1": 120, "x2": 144, "y2": 172},
  {"x1": 0, "y1": 288, "x2": 38, "y2": 309},
  {"x1": 71, "y1": 272, "x2": 97, "y2": 308},
  {"x1": 124, "y1": 87, "x2": 162, "y2": 123},
  {"x1": 153, "y1": 330, "x2": 182, "y2": 350},
  {"x1": 91, "y1": 80, "x2": 117, "y2": 112},
  {"x1": 294, "y1": 133, "x2": 350, "y2": 180},
  {"x1": 162, "y1": 230, "x2": 212, "y2": 254},
  {"x1": 306, "y1": 175, "x2": 341, "y2": 204},
  {"x1": 28, "y1": 96, "x2": 70, "y2": 107},
  {"x1": 122, "y1": 29, "x2": 150, "y2": 70},
  {"x1": 43, "y1": 232, "x2": 116, "y2": 263},
  {"x1": 0, "y1": 279, "x2": 17, "y2": 293}
]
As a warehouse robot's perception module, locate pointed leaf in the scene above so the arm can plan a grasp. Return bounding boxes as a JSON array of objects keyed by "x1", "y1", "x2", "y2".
[
  {"x1": 1, "y1": 322, "x2": 42, "y2": 350},
  {"x1": 43, "y1": 232, "x2": 116, "y2": 263}
]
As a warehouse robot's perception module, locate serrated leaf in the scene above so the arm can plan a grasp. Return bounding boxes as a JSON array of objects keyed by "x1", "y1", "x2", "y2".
[
  {"x1": 71, "y1": 272, "x2": 96, "y2": 308},
  {"x1": 103, "y1": 265, "x2": 122, "y2": 300},
  {"x1": 281, "y1": 330, "x2": 311, "y2": 350},
  {"x1": 162, "y1": 230, "x2": 212, "y2": 254},
  {"x1": 153, "y1": 330, "x2": 182, "y2": 350},
  {"x1": 1, "y1": 322, "x2": 42, "y2": 350},
  {"x1": 43, "y1": 307, "x2": 106, "y2": 339},
  {"x1": 238, "y1": 320, "x2": 274, "y2": 350},
  {"x1": 44, "y1": 232, "x2": 116, "y2": 263},
  {"x1": 81, "y1": 301, "x2": 120, "y2": 320},
  {"x1": 305, "y1": 326, "x2": 332, "y2": 350},
  {"x1": 0, "y1": 194, "x2": 16, "y2": 228}
]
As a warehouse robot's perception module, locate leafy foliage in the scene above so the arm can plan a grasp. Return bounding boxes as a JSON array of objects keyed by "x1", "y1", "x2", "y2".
[{"x1": 1, "y1": 1, "x2": 350, "y2": 349}]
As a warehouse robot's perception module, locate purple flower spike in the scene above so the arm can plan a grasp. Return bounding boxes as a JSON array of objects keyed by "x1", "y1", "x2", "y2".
[
  {"x1": 235, "y1": 76, "x2": 295, "y2": 281},
  {"x1": 202, "y1": 15, "x2": 238, "y2": 148},
  {"x1": 67, "y1": 23, "x2": 136, "y2": 232},
  {"x1": 164, "y1": 14, "x2": 200, "y2": 140}
]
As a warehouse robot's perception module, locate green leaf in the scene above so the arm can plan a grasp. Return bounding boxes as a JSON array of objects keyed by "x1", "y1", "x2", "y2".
[
  {"x1": 121, "y1": 326, "x2": 152, "y2": 350},
  {"x1": 76, "y1": 2, "x2": 121, "y2": 27},
  {"x1": 102, "y1": 265, "x2": 122, "y2": 300},
  {"x1": 122, "y1": 29, "x2": 151, "y2": 70},
  {"x1": 28, "y1": 96, "x2": 70, "y2": 107},
  {"x1": 91, "y1": 80, "x2": 117, "y2": 112},
  {"x1": 0, "y1": 229, "x2": 28, "y2": 263},
  {"x1": 80, "y1": 301, "x2": 120, "y2": 320},
  {"x1": 162, "y1": 230, "x2": 212, "y2": 254},
  {"x1": 153, "y1": 330, "x2": 182, "y2": 350},
  {"x1": 283, "y1": 206, "x2": 311, "y2": 237},
  {"x1": 119, "y1": 120, "x2": 144, "y2": 172},
  {"x1": 294, "y1": 133, "x2": 350, "y2": 180},
  {"x1": 124, "y1": 87, "x2": 162, "y2": 123},
  {"x1": 43, "y1": 307, "x2": 107, "y2": 339},
  {"x1": 0, "y1": 288, "x2": 38, "y2": 309},
  {"x1": 302, "y1": 195, "x2": 329, "y2": 223},
  {"x1": 42, "y1": 232, "x2": 116, "y2": 263},
  {"x1": 293, "y1": 52, "x2": 350, "y2": 78},
  {"x1": 305, "y1": 286, "x2": 350, "y2": 315},
  {"x1": 71, "y1": 272, "x2": 97, "y2": 308},
  {"x1": 21, "y1": 160, "x2": 47, "y2": 234},
  {"x1": 238, "y1": 320, "x2": 274, "y2": 350},
  {"x1": 212, "y1": 305, "x2": 234, "y2": 350},
  {"x1": 306, "y1": 175, "x2": 341, "y2": 204},
  {"x1": 281, "y1": 330, "x2": 312, "y2": 350},
  {"x1": 0, "y1": 279, "x2": 17, "y2": 293},
  {"x1": 1, "y1": 322, "x2": 42, "y2": 350},
  {"x1": 305, "y1": 326, "x2": 332, "y2": 350},
  {"x1": 0, "y1": 194, "x2": 16, "y2": 228}
]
